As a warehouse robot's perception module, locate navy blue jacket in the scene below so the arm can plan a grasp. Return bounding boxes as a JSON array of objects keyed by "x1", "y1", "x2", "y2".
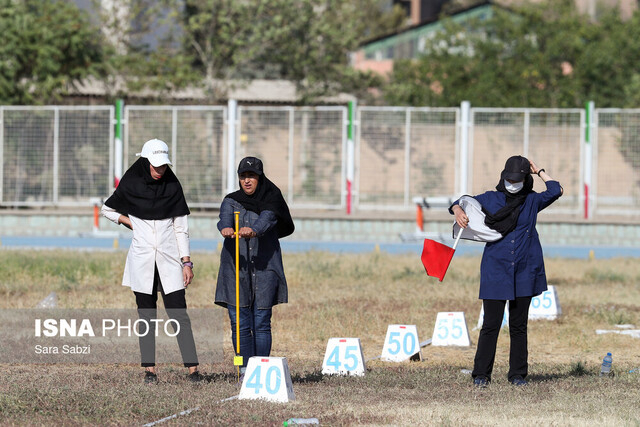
[
  {"x1": 453, "y1": 180, "x2": 562, "y2": 300},
  {"x1": 215, "y1": 198, "x2": 288, "y2": 309}
]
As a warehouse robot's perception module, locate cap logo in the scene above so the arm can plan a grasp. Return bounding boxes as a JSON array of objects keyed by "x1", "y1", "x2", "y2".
[
  {"x1": 152, "y1": 150, "x2": 168, "y2": 154},
  {"x1": 246, "y1": 161, "x2": 252, "y2": 165}
]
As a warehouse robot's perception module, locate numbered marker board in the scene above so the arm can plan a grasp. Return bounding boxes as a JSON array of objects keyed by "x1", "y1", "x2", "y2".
[
  {"x1": 239, "y1": 357, "x2": 295, "y2": 402},
  {"x1": 476, "y1": 305, "x2": 509, "y2": 330},
  {"x1": 322, "y1": 338, "x2": 366, "y2": 376},
  {"x1": 381, "y1": 325, "x2": 421, "y2": 362},
  {"x1": 432, "y1": 312, "x2": 471, "y2": 346},
  {"x1": 529, "y1": 285, "x2": 561, "y2": 320},
  {"x1": 476, "y1": 286, "x2": 562, "y2": 329}
]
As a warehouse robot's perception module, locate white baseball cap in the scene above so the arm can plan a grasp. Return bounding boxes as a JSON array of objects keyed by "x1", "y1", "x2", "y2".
[{"x1": 136, "y1": 139, "x2": 172, "y2": 167}]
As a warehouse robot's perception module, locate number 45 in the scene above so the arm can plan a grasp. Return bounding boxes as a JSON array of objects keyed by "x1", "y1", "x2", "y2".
[{"x1": 326, "y1": 345, "x2": 359, "y2": 371}]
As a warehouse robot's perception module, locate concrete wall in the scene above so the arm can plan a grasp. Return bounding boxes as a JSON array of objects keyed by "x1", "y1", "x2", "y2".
[{"x1": 1, "y1": 209, "x2": 639, "y2": 247}]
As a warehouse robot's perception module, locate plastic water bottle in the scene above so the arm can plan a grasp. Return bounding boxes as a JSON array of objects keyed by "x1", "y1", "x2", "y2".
[
  {"x1": 600, "y1": 352, "x2": 613, "y2": 377},
  {"x1": 283, "y1": 418, "x2": 319, "y2": 426}
]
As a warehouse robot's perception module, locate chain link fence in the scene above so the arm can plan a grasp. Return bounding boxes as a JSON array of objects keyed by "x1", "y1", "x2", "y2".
[
  {"x1": 237, "y1": 106, "x2": 346, "y2": 209},
  {"x1": 357, "y1": 107, "x2": 459, "y2": 210},
  {"x1": 124, "y1": 106, "x2": 227, "y2": 208},
  {"x1": 1, "y1": 106, "x2": 113, "y2": 206},
  {"x1": 594, "y1": 109, "x2": 640, "y2": 217},
  {"x1": 1, "y1": 104, "x2": 639, "y2": 219},
  {"x1": 470, "y1": 108, "x2": 584, "y2": 215}
]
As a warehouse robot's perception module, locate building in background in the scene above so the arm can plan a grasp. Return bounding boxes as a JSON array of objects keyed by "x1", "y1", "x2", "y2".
[{"x1": 354, "y1": 0, "x2": 638, "y2": 75}]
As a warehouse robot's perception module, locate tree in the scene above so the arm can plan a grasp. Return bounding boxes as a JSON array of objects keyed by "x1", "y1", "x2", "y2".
[
  {"x1": 0, "y1": 0, "x2": 103, "y2": 104},
  {"x1": 104, "y1": 0, "x2": 404, "y2": 103},
  {"x1": 383, "y1": 0, "x2": 638, "y2": 108},
  {"x1": 576, "y1": 8, "x2": 640, "y2": 108}
]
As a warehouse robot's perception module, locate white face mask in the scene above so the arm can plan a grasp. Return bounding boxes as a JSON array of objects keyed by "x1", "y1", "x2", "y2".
[{"x1": 504, "y1": 179, "x2": 524, "y2": 194}]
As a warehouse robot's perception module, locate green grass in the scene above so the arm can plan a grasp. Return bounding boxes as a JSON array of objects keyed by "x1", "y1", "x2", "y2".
[{"x1": 1, "y1": 250, "x2": 640, "y2": 425}]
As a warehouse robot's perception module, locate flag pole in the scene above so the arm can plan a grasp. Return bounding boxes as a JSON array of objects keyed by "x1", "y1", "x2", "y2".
[
  {"x1": 234, "y1": 211, "x2": 242, "y2": 380},
  {"x1": 452, "y1": 226, "x2": 464, "y2": 250}
]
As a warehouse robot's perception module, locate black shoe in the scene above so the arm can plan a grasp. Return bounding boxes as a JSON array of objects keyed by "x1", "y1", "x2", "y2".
[
  {"x1": 187, "y1": 371, "x2": 204, "y2": 383},
  {"x1": 144, "y1": 371, "x2": 158, "y2": 385},
  {"x1": 473, "y1": 376, "x2": 490, "y2": 388},
  {"x1": 509, "y1": 375, "x2": 528, "y2": 386}
]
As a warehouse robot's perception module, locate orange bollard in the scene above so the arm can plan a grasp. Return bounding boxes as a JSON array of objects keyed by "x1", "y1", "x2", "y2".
[
  {"x1": 416, "y1": 204, "x2": 424, "y2": 232},
  {"x1": 93, "y1": 204, "x2": 100, "y2": 233}
]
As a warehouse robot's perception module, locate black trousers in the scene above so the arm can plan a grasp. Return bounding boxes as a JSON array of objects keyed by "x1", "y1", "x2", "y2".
[
  {"x1": 134, "y1": 266, "x2": 198, "y2": 368},
  {"x1": 472, "y1": 296, "x2": 532, "y2": 381}
]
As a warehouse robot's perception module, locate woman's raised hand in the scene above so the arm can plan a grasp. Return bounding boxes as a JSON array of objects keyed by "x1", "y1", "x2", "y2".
[{"x1": 529, "y1": 159, "x2": 540, "y2": 175}]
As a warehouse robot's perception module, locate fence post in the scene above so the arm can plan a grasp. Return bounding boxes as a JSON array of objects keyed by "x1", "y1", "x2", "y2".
[
  {"x1": 53, "y1": 107, "x2": 59, "y2": 204},
  {"x1": 0, "y1": 107, "x2": 4, "y2": 204},
  {"x1": 459, "y1": 101, "x2": 470, "y2": 196},
  {"x1": 287, "y1": 107, "x2": 294, "y2": 204},
  {"x1": 227, "y1": 99, "x2": 238, "y2": 195},
  {"x1": 404, "y1": 108, "x2": 411, "y2": 207},
  {"x1": 584, "y1": 100, "x2": 594, "y2": 219},
  {"x1": 346, "y1": 100, "x2": 356, "y2": 214},
  {"x1": 171, "y1": 106, "x2": 178, "y2": 174},
  {"x1": 114, "y1": 99, "x2": 123, "y2": 187}
]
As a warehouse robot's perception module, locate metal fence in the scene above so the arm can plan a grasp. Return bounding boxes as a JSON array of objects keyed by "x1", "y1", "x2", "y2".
[
  {"x1": 124, "y1": 106, "x2": 227, "y2": 207},
  {"x1": 469, "y1": 108, "x2": 584, "y2": 216},
  {"x1": 237, "y1": 106, "x2": 346, "y2": 209},
  {"x1": 0, "y1": 106, "x2": 113, "y2": 206},
  {"x1": 593, "y1": 109, "x2": 640, "y2": 217},
  {"x1": 357, "y1": 107, "x2": 460, "y2": 210},
  {"x1": 2, "y1": 103, "x2": 640, "y2": 220}
]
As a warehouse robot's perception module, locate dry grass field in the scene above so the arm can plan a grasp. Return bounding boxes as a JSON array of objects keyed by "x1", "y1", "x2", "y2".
[{"x1": 1, "y1": 249, "x2": 640, "y2": 426}]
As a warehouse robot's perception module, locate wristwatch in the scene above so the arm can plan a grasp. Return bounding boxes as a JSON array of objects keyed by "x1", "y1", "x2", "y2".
[{"x1": 182, "y1": 261, "x2": 194, "y2": 269}]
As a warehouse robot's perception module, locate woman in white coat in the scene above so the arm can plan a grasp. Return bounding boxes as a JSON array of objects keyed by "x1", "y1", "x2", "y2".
[{"x1": 102, "y1": 139, "x2": 203, "y2": 384}]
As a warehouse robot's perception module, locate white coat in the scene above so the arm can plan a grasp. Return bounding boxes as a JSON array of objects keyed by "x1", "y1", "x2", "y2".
[{"x1": 102, "y1": 204, "x2": 190, "y2": 295}]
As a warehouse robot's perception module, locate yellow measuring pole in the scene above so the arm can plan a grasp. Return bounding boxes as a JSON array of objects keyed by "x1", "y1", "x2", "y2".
[{"x1": 233, "y1": 212, "x2": 243, "y2": 378}]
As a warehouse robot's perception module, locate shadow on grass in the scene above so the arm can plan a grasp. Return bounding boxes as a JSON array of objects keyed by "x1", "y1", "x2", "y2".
[
  {"x1": 528, "y1": 361, "x2": 597, "y2": 382},
  {"x1": 204, "y1": 371, "x2": 241, "y2": 383},
  {"x1": 290, "y1": 370, "x2": 325, "y2": 384}
]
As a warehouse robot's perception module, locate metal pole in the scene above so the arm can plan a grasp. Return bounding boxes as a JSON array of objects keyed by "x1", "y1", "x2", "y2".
[
  {"x1": 227, "y1": 100, "x2": 238, "y2": 195},
  {"x1": 523, "y1": 110, "x2": 530, "y2": 157},
  {"x1": 114, "y1": 99, "x2": 123, "y2": 187},
  {"x1": 234, "y1": 211, "x2": 242, "y2": 379},
  {"x1": 404, "y1": 108, "x2": 411, "y2": 207},
  {"x1": 53, "y1": 108, "x2": 59, "y2": 204},
  {"x1": 287, "y1": 108, "x2": 294, "y2": 204},
  {"x1": 171, "y1": 107, "x2": 178, "y2": 174},
  {"x1": 0, "y1": 108, "x2": 4, "y2": 203},
  {"x1": 459, "y1": 101, "x2": 470, "y2": 195},
  {"x1": 346, "y1": 101, "x2": 355, "y2": 214},
  {"x1": 584, "y1": 101, "x2": 594, "y2": 219}
]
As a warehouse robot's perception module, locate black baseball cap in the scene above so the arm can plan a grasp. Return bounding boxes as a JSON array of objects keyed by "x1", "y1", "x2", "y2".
[
  {"x1": 501, "y1": 155, "x2": 530, "y2": 181},
  {"x1": 237, "y1": 156, "x2": 263, "y2": 175}
]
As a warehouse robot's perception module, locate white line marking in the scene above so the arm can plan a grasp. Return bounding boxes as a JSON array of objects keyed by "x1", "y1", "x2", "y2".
[
  {"x1": 142, "y1": 395, "x2": 238, "y2": 426},
  {"x1": 142, "y1": 407, "x2": 200, "y2": 427}
]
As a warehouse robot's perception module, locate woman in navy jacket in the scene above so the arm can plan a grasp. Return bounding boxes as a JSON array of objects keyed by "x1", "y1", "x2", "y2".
[
  {"x1": 215, "y1": 156, "x2": 294, "y2": 379},
  {"x1": 450, "y1": 156, "x2": 562, "y2": 387}
]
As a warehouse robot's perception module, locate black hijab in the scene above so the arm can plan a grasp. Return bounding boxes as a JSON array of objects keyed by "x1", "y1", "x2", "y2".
[
  {"x1": 226, "y1": 174, "x2": 295, "y2": 238},
  {"x1": 104, "y1": 157, "x2": 190, "y2": 220},
  {"x1": 483, "y1": 174, "x2": 534, "y2": 236}
]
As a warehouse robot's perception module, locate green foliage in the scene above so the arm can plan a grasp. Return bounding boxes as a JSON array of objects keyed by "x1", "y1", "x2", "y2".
[
  {"x1": 0, "y1": 0, "x2": 103, "y2": 104},
  {"x1": 126, "y1": 0, "x2": 397, "y2": 102},
  {"x1": 385, "y1": 0, "x2": 640, "y2": 108}
]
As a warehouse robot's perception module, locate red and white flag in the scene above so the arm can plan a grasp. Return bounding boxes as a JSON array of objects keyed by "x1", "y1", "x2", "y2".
[{"x1": 421, "y1": 228, "x2": 463, "y2": 282}]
